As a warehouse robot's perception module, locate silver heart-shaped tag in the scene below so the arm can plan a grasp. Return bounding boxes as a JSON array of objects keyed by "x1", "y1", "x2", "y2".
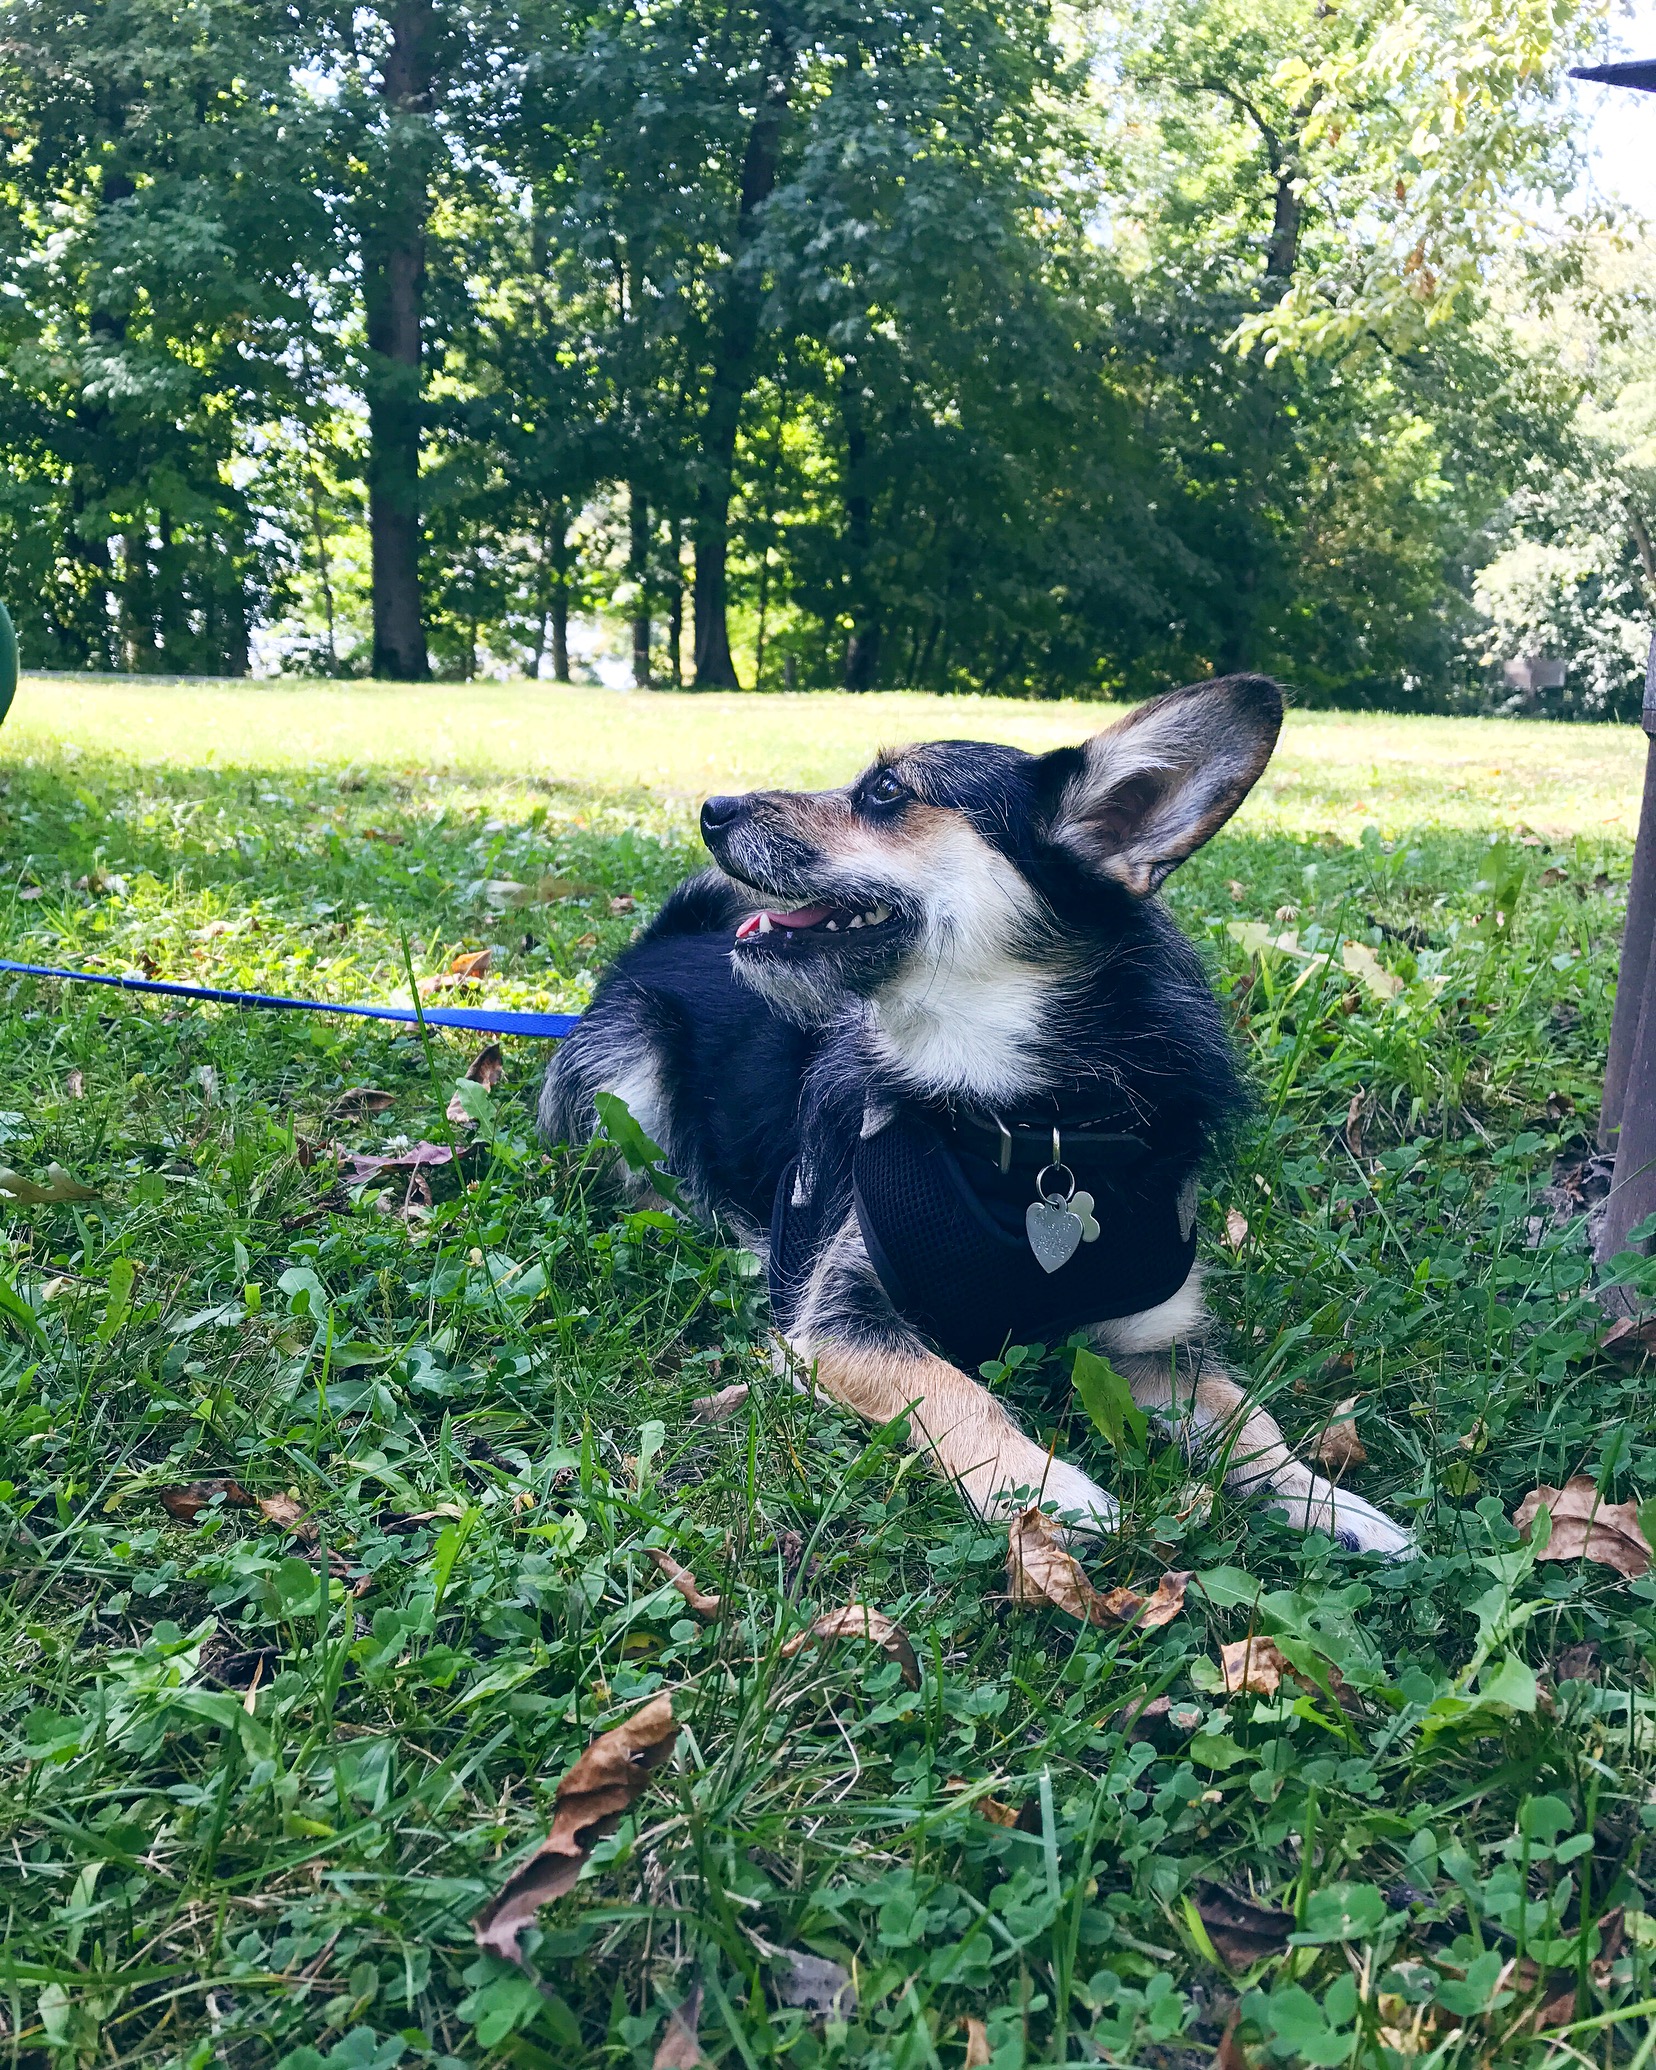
[{"x1": 1026, "y1": 1198, "x2": 1083, "y2": 1273}]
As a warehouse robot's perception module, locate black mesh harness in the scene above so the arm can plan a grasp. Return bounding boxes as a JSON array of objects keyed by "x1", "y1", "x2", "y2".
[{"x1": 769, "y1": 1101, "x2": 1199, "y2": 1371}]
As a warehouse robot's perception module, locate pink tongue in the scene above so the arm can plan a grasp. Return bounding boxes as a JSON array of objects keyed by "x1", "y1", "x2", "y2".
[{"x1": 736, "y1": 903, "x2": 834, "y2": 940}]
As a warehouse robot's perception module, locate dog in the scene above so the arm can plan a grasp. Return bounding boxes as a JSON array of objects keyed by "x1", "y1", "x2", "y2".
[{"x1": 540, "y1": 673, "x2": 1414, "y2": 1559}]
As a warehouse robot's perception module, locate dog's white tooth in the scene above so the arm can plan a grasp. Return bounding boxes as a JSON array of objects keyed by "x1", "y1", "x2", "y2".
[
  {"x1": 848, "y1": 914, "x2": 864, "y2": 929},
  {"x1": 825, "y1": 919, "x2": 839, "y2": 931},
  {"x1": 756, "y1": 912, "x2": 772, "y2": 935},
  {"x1": 870, "y1": 902, "x2": 891, "y2": 924}
]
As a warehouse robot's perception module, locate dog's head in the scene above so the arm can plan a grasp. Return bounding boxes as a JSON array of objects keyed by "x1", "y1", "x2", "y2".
[{"x1": 700, "y1": 673, "x2": 1282, "y2": 1056}]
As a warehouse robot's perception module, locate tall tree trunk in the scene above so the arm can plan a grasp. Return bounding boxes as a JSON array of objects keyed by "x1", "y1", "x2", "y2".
[
  {"x1": 551, "y1": 583, "x2": 570, "y2": 682},
  {"x1": 363, "y1": 0, "x2": 437, "y2": 681},
  {"x1": 840, "y1": 368, "x2": 880, "y2": 691},
  {"x1": 692, "y1": 20, "x2": 793, "y2": 687},
  {"x1": 307, "y1": 473, "x2": 339, "y2": 671},
  {"x1": 668, "y1": 516, "x2": 684, "y2": 686},
  {"x1": 1266, "y1": 160, "x2": 1300, "y2": 279},
  {"x1": 629, "y1": 480, "x2": 652, "y2": 687}
]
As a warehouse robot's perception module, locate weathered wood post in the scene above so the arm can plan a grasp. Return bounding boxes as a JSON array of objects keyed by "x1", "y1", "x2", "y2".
[
  {"x1": 1570, "y1": 59, "x2": 1656, "y2": 1297},
  {"x1": 1597, "y1": 638, "x2": 1656, "y2": 1292}
]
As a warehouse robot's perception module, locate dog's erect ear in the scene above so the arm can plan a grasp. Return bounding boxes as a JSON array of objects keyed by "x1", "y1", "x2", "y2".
[{"x1": 1041, "y1": 674, "x2": 1283, "y2": 896}]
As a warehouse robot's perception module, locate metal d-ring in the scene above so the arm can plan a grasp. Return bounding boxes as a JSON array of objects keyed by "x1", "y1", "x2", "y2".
[{"x1": 993, "y1": 1115, "x2": 1012, "y2": 1174}]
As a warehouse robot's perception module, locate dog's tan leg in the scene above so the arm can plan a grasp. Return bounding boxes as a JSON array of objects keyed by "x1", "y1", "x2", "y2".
[
  {"x1": 790, "y1": 1216, "x2": 1119, "y2": 1530},
  {"x1": 1114, "y1": 1344, "x2": 1414, "y2": 1558}
]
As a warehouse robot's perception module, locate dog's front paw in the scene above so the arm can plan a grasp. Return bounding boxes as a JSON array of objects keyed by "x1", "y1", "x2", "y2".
[
  {"x1": 1272, "y1": 1478, "x2": 1417, "y2": 1561},
  {"x1": 962, "y1": 1449, "x2": 1121, "y2": 1537}
]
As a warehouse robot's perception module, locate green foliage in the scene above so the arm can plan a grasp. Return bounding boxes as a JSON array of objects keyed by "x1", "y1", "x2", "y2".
[{"x1": 0, "y1": 0, "x2": 1643, "y2": 702}]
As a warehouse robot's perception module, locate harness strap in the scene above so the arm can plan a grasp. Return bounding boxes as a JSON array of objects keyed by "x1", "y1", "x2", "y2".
[{"x1": 0, "y1": 958, "x2": 578, "y2": 1039}]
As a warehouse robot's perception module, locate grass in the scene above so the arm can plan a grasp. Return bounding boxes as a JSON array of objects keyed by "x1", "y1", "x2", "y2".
[
  {"x1": 9, "y1": 673, "x2": 1649, "y2": 835},
  {"x1": 5, "y1": 679, "x2": 1656, "y2": 2070}
]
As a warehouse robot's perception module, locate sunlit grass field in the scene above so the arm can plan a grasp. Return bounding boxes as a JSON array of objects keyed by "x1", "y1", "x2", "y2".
[
  {"x1": 12, "y1": 673, "x2": 1649, "y2": 837},
  {"x1": 5, "y1": 676, "x2": 1656, "y2": 2070}
]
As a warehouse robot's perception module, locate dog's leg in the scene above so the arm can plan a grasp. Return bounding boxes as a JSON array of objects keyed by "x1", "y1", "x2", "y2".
[
  {"x1": 1116, "y1": 1344, "x2": 1416, "y2": 1559},
  {"x1": 791, "y1": 1216, "x2": 1119, "y2": 1531}
]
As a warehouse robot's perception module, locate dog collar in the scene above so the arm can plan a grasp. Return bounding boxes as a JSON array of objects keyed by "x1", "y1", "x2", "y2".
[{"x1": 947, "y1": 1108, "x2": 1151, "y2": 1175}]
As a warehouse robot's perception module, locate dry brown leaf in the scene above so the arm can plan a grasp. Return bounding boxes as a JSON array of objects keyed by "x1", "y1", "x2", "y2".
[
  {"x1": 64, "y1": 1069, "x2": 84, "y2": 1099},
  {"x1": 158, "y1": 1479, "x2": 316, "y2": 1542},
  {"x1": 1194, "y1": 1884, "x2": 1292, "y2": 1970},
  {"x1": 976, "y1": 1796, "x2": 1022, "y2": 1827},
  {"x1": 1314, "y1": 1397, "x2": 1368, "y2": 1479},
  {"x1": 1512, "y1": 1477, "x2": 1652, "y2": 1578},
  {"x1": 1126, "y1": 1568, "x2": 1193, "y2": 1631},
  {"x1": 1224, "y1": 1207, "x2": 1249, "y2": 1250},
  {"x1": 1006, "y1": 1508, "x2": 1188, "y2": 1632},
  {"x1": 649, "y1": 1547, "x2": 722, "y2": 1619},
  {"x1": 158, "y1": 1479, "x2": 256, "y2": 1523},
  {"x1": 773, "y1": 1951, "x2": 855, "y2": 2018},
  {"x1": 610, "y1": 894, "x2": 637, "y2": 915},
  {"x1": 781, "y1": 1603, "x2": 921, "y2": 1688},
  {"x1": 962, "y1": 2017, "x2": 991, "y2": 2069},
  {"x1": 0, "y1": 1163, "x2": 100, "y2": 1204},
  {"x1": 653, "y1": 1987, "x2": 704, "y2": 2069},
  {"x1": 472, "y1": 1692, "x2": 679, "y2": 1963},
  {"x1": 1212, "y1": 2007, "x2": 1249, "y2": 2070},
  {"x1": 1226, "y1": 879, "x2": 1246, "y2": 900},
  {"x1": 1553, "y1": 1640, "x2": 1601, "y2": 1684},
  {"x1": 466, "y1": 1042, "x2": 504, "y2": 1088},
  {"x1": 331, "y1": 1087, "x2": 396, "y2": 1117},
  {"x1": 420, "y1": 948, "x2": 493, "y2": 996},
  {"x1": 691, "y1": 1381, "x2": 751, "y2": 1423},
  {"x1": 1218, "y1": 1635, "x2": 1290, "y2": 1697},
  {"x1": 1344, "y1": 1090, "x2": 1364, "y2": 1160}
]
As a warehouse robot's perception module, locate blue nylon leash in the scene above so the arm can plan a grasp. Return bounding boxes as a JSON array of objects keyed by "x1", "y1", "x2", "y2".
[{"x1": 0, "y1": 958, "x2": 579, "y2": 1039}]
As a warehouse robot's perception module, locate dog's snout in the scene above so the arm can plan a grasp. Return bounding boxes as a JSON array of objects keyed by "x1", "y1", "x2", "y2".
[{"x1": 700, "y1": 793, "x2": 749, "y2": 839}]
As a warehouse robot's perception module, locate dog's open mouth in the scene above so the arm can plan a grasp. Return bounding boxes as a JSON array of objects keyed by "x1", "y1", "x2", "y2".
[{"x1": 734, "y1": 899, "x2": 895, "y2": 944}]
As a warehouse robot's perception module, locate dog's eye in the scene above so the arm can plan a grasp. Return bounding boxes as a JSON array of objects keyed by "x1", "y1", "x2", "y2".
[{"x1": 865, "y1": 770, "x2": 907, "y2": 807}]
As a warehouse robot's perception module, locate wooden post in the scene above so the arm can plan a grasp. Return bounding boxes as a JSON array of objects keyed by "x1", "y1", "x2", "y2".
[{"x1": 1596, "y1": 635, "x2": 1656, "y2": 1294}]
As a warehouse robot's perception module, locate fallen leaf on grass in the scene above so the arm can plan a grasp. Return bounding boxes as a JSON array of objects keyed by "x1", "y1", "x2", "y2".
[
  {"x1": 648, "y1": 1547, "x2": 722, "y2": 1619},
  {"x1": 1344, "y1": 1090, "x2": 1364, "y2": 1159},
  {"x1": 610, "y1": 894, "x2": 637, "y2": 915},
  {"x1": 419, "y1": 948, "x2": 492, "y2": 996},
  {"x1": 1553, "y1": 1640, "x2": 1601, "y2": 1684},
  {"x1": 1512, "y1": 1477, "x2": 1652, "y2": 1578},
  {"x1": 1006, "y1": 1507, "x2": 1189, "y2": 1631},
  {"x1": 64, "y1": 1069, "x2": 84, "y2": 1099},
  {"x1": 343, "y1": 1142, "x2": 465, "y2": 1182},
  {"x1": 976, "y1": 1796, "x2": 1022, "y2": 1827},
  {"x1": 653, "y1": 1986, "x2": 704, "y2": 2069},
  {"x1": 962, "y1": 2017, "x2": 991, "y2": 2068},
  {"x1": 691, "y1": 1381, "x2": 751, "y2": 1423},
  {"x1": 0, "y1": 1163, "x2": 99, "y2": 1204},
  {"x1": 1193, "y1": 1884, "x2": 1292, "y2": 1969},
  {"x1": 1213, "y1": 2008, "x2": 1249, "y2": 2070},
  {"x1": 1314, "y1": 1397, "x2": 1367, "y2": 1478},
  {"x1": 1598, "y1": 1313, "x2": 1656, "y2": 1362},
  {"x1": 1218, "y1": 1635, "x2": 1290, "y2": 1697},
  {"x1": 331, "y1": 1087, "x2": 396, "y2": 1117},
  {"x1": 472, "y1": 1692, "x2": 679, "y2": 1963},
  {"x1": 773, "y1": 1951, "x2": 855, "y2": 2018},
  {"x1": 159, "y1": 1478, "x2": 307, "y2": 1531},
  {"x1": 1341, "y1": 940, "x2": 1402, "y2": 1001},
  {"x1": 447, "y1": 1042, "x2": 505, "y2": 1125},
  {"x1": 1224, "y1": 1207, "x2": 1248, "y2": 1249},
  {"x1": 781, "y1": 1604, "x2": 921, "y2": 1688}
]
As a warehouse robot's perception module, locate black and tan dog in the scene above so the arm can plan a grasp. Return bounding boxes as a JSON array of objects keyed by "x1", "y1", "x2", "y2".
[{"x1": 540, "y1": 673, "x2": 1414, "y2": 1558}]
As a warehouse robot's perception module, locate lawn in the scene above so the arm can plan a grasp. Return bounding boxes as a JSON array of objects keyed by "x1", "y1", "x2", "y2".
[{"x1": 4, "y1": 677, "x2": 1656, "y2": 2070}]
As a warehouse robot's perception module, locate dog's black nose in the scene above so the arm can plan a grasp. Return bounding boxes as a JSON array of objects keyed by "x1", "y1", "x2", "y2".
[{"x1": 701, "y1": 794, "x2": 748, "y2": 837}]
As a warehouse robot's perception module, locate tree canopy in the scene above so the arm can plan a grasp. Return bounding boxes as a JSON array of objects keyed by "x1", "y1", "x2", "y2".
[{"x1": 0, "y1": 0, "x2": 1646, "y2": 709}]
